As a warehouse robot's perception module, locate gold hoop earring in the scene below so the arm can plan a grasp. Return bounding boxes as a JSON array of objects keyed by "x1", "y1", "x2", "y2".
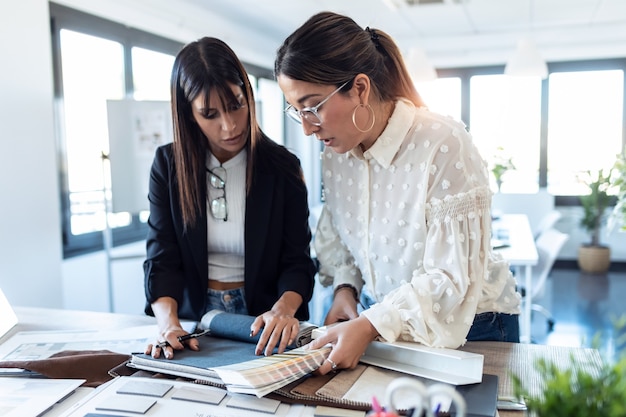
[{"x1": 351, "y1": 104, "x2": 375, "y2": 133}]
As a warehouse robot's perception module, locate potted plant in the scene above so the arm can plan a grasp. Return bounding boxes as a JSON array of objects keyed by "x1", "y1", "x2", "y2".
[
  {"x1": 512, "y1": 318, "x2": 626, "y2": 417},
  {"x1": 490, "y1": 146, "x2": 515, "y2": 192},
  {"x1": 578, "y1": 169, "x2": 612, "y2": 273},
  {"x1": 513, "y1": 355, "x2": 626, "y2": 417}
]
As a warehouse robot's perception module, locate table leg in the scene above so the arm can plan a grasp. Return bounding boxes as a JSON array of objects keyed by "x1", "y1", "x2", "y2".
[{"x1": 521, "y1": 265, "x2": 532, "y2": 343}]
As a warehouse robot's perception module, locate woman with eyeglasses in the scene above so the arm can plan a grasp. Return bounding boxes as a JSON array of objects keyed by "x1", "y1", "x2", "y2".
[
  {"x1": 144, "y1": 37, "x2": 316, "y2": 359},
  {"x1": 275, "y1": 12, "x2": 521, "y2": 374}
]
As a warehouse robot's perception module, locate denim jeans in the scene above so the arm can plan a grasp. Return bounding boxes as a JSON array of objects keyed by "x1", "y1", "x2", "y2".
[
  {"x1": 466, "y1": 312, "x2": 520, "y2": 343},
  {"x1": 205, "y1": 287, "x2": 248, "y2": 315},
  {"x1": 328, "y1": 288, "x2": 519, "y2": 343}
]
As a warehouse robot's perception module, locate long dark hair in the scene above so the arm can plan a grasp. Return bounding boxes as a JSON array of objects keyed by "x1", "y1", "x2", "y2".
[
  {"x1": 275, "y1": 11, "x2": 425, "y2": 107},
  {"x1": 171, "y1": 37, "x2": 282, "y2": 228}
]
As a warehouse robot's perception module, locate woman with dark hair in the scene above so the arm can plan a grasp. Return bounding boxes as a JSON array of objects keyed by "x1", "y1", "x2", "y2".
[
  {"x1": 275, "y1": 12, "x2": 520, "y2": 374},
  {"x1": 144, "y1": 37, "x2": 316, "y2": 359}
]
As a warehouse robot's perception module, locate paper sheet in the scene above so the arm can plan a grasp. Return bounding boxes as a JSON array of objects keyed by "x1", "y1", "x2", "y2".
[
  {"x1": 0, "y1": 322, "x2": 196, "y2": 362},
  {"x1": 0, "y1": 378, "x2": 84, "y2": 417}
]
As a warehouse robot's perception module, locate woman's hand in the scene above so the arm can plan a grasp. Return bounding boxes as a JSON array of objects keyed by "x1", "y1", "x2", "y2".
[
  {"x1": 145, "y1": 325, "x2": 200, "y2": 359},
  {"x1": 307, "y1": 315, "x2": 379, "y2": 375},
  {"x1": 324, "y1": 287, "x2": 359, "y2": 325},
  {"x1": 146, "y1": 296, "x2": 199, "y2": 359},
  {"x1": 250, "y1": 291, "x2": 302, "y2": 356},
  {"x1": 251, "y1": 311, "x2": 300, "y2": 356}
]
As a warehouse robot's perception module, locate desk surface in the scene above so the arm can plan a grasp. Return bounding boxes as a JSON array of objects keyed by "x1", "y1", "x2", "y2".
[
  {"x1": 5, "y1": 307, "x2": 603, "y2": 417},
  {"x1": 13, "y1": 306, "x2": 156, "y2": 331},
  {"x1": 493, "y1": 214, "x2": 539, "y2": 266}
]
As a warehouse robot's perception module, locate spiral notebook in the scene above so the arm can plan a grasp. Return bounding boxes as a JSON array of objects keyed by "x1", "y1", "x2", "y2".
[{"x1": 270, "y1": 367, "x2": 498, "y2": 417}]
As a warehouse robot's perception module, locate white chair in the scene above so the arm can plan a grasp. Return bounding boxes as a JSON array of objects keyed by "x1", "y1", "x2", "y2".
[
  {"x1": 521, "y1": 227, "x2": 569, "y2": 333},
  {"x1": 534, "y1": 209, "x2": 562, "y2": 240}
]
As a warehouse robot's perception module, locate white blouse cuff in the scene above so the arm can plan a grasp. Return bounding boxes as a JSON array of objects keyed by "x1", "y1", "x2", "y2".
[
  {"x1": 331, "y1": 265, "x2": 363, "y2": 294},
  {"x1": 362, "y1": 302, "x2": 402, "y2": 343}
]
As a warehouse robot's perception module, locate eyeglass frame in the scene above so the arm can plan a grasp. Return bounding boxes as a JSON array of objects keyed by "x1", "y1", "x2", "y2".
[
  {"x1": 284, "y1": 80, "x2": 351, "y2": 126},
  {"x1": 207, "y1": 167, "x2": 227, "y2": 221}
]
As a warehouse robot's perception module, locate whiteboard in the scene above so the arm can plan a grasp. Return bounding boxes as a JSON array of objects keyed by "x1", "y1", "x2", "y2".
[{"x1": 106, "y1": 100, "x2": 173, "y2": 213}]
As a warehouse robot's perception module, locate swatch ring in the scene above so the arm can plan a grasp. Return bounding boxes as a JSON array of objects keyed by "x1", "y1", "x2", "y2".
[{"x1": 327, "y1": 358, "x2": 338, "y2": 370}]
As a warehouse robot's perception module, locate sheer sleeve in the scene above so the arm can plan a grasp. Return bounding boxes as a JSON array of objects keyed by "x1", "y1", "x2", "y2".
[
  {"x1": 361, "y1": 127, "x2": 502, "y2": 349},
  {"x1": 362, "y1": 188, "x2": 492, "y2": 348},
  {"x1": 314, "y1": 205, "x2": 364, "y2": 295}
]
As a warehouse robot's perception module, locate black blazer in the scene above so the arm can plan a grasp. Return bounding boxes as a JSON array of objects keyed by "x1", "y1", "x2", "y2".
[{"x1": 143, "y1": 143, "x2": 316, "y2": 321}]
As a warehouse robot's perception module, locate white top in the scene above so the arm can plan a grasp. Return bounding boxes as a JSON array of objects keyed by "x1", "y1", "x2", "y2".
[
  {"x1": 206, "y1": 149, "x2": 246, "y2": 283},
  {"x1": 315, "y1": 100, "x2": 520, "y2": 349}
]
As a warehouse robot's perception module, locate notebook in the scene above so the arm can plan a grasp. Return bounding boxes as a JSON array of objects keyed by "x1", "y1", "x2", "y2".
[{"x1": 271, "y1": 367, "x2": 498, "y2": 417}]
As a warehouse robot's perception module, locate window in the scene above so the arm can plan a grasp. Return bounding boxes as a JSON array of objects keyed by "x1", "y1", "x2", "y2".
[
  {"x1": 469, "y1": 74, "x2": 542, "y2": 193},
  {"x1": 52, "y1": 5, "x2": 181, "y2": 257},
  {"x1": 414, "y1": 77, "x2": 462, "y2": 121},
  {"x1": 546, "y1": 70, "x2": 624, "y2": 195},
  {"x1": 59, "y1": 29, "x2": 126, "y2": 236},
  {"x1": 51, "y1": 4, "x2": 284, "y2": 257},
  {"x1": 132, "y1": 47, "x2": 175, "y2": 101},
  {"x1": 257, "y1": 78, "x2": 285, "y2": 145},
  {"x1": 432, "y1": 61, "x2": 626, "y2": 201}
]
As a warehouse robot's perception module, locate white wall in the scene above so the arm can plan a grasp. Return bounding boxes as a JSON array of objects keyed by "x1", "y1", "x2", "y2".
[
  {"x1": 0, "y1": 0, "x2": 64, "y2": 308},
  {"x1": 62, "y1": 241, "x2": 146, "y2": 314}
]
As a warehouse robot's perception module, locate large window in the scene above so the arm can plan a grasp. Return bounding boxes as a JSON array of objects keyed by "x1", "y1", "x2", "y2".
[
  {"x1": 59, "y1": 30, "x2": 126, "y2": 236},
  {"x1": 52, "y1": 5, "x2": 284, "y2": 258},
  {"x1": 546, "y1": 69, "x2": 624, "y2": 195},
  {"x1": 415, "y1": 77, "x2": 462, "y2": 121},
  {"x1": 51, "y1": 5, "x2": 181, "y2": 257},
  {"x1": 432, "y1": 62, "x2": 626, "y2": 199},
  {"x1": 470, "y1": 74, "x2": 542, "y2": 193}
]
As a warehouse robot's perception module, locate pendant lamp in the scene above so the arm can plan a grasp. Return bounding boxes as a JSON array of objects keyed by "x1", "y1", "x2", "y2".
[
  {"x1": 504, "y1": 37, "x2": 548, "y2": 79},
  {"x1": 407, "y1": 47, "x2": 438, "y2": 83}
]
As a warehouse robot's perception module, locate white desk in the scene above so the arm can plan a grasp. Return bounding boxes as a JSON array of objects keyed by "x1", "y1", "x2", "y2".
[
  {"x1": 492, "y1": 214, "x2": 539, "y2": 343},
  {"x1": 2, "y1": 307, "x2": 604, "y2": 417}
]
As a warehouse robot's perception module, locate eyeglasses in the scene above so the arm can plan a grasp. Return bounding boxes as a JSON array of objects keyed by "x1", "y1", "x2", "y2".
[
  {"x1": 284, "y1": 80, "x2": 350, "y2": 126},
  {"x1": 207, "y1": 166, "x2": 227, "y2": 221}
]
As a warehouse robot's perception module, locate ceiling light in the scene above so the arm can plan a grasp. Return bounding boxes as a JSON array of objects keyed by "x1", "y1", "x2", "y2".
[
  {"x1": 406, "y1": 47, "x2": 437, "y2": 83},
  {"x1": 504, "y1": 38, "x2": 548, "y2": 79}
]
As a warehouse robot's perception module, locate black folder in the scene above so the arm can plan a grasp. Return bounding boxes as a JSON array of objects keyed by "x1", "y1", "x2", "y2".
[{"x1": 453, "y1": 373, "x2": 499, "y2": 417}]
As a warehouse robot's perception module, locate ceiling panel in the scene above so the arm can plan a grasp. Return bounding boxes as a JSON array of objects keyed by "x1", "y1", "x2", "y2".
[{"x1": 58, "y1": 0, "x2": 626, "y2": 69}]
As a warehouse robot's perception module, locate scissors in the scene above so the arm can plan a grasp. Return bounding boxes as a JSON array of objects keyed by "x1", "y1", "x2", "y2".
[{"x1": 384, "y1": 377, "x2": 467, "y2": 417}]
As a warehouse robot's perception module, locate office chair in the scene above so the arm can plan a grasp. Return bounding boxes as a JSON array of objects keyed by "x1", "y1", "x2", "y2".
[
  {"x1": 534, "y1": 210, "x2": 562, "y2": 240},
  {"x1": 521, "y1": 227, "x2": 569, "y2": 333}
]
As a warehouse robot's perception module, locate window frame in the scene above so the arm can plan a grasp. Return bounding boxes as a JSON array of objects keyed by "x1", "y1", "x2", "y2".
[
  {"x1": 51, "y1": 4, "x2": 183, "y2": 258},
  {"x1": 51, "y1": 5, "x2": 281, "y2": 258},
  {"x1": 436, "y1": 59, "x2": 626, "y2": 204}
]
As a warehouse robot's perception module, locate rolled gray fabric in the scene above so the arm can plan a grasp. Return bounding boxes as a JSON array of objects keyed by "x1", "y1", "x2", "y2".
[{"x1": 199, "y1": 310, "x2": 317, "y2": 347}]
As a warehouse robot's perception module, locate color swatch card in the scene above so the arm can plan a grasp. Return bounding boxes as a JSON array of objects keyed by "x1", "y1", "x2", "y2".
[
  {"x1": 227, "y1": 393, "x2": 281, "y2": 414},
  {"x1": 96, "y1": 394, "x2": 157, "y2": 414},
  {"x1": 171, "y1": 385, "x2": 226, "y2": 404},
  {"x1": 117, "y1": 380, "x2": 174, "y2": 397},
  {"x1": 60, "y1": 376, "x2": 296, "y2": 417}
]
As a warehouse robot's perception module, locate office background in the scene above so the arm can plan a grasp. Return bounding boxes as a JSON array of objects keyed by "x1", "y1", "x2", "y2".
[{"x1": 1, "y1": 0, "x2": 625, "y2": 315}]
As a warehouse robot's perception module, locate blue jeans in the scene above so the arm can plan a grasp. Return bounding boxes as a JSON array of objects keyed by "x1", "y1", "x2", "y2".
[
  {"x1": 330, "y1": 288, "x2": 519, "y2": 343},
  {"x1": 466, "y1": 312, "x2": 520, "y2": 343},
  {"x1": 205, "y1": 287, "x2": 248, "y2": 315}
]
